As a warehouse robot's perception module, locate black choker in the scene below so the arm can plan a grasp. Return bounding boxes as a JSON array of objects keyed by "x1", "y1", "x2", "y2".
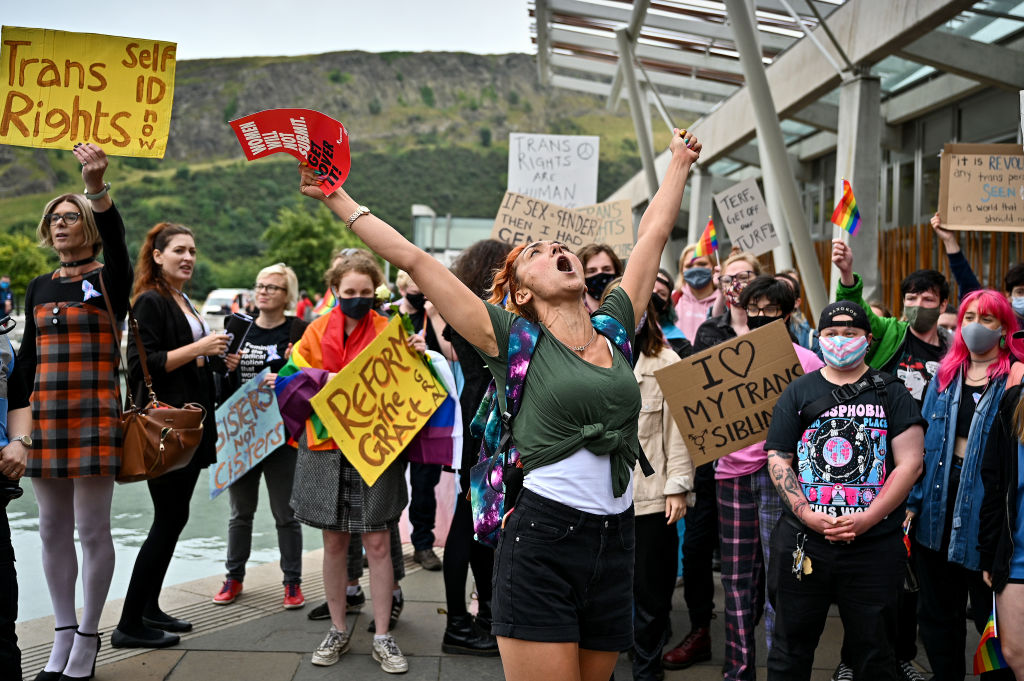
[{"x1": 60, "y1": 256, "x2": 95, "y2": 268}]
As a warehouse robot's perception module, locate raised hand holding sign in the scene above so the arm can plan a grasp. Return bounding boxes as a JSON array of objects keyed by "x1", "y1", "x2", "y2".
[{"x1": 229, "y1": 108, "x2": 351, "y2": 196}]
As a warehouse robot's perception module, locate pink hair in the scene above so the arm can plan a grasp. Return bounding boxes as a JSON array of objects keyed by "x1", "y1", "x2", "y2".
[{"x1": 935, "y1": 289, "x2": 1023, "y2": 393}]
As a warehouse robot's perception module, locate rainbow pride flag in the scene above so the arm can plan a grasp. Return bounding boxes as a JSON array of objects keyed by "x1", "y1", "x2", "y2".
[
  {"x1": 831, "y1": 179, "x2": 861, "y2": 236},
  {"x1": 694, "y1": 217, "x2": 718, "y2": 258},
  {"x1": 974, "y1": 600, "x2": 1010, "y2": 674},
  {"x1": 312, "y1": 287, "x2": 336, "y2": 317}
]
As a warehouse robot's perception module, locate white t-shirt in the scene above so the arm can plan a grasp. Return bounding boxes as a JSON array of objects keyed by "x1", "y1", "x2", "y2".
[{"x1": 524, "y1": 446, "x2": 634, "y2": 515}]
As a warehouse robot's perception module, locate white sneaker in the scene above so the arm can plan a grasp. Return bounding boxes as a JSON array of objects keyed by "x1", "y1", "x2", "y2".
[
  {"x1": 372, "y1": 634, "x2": 409, "y2": 674},
  {"x1": 311, "y1": 626, "x2": 351, "y2": 666}
]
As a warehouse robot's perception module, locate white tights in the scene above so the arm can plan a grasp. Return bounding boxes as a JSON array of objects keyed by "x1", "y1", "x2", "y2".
[{"x1": 33, "y1": 476, "x2": 115, "y2": 676}]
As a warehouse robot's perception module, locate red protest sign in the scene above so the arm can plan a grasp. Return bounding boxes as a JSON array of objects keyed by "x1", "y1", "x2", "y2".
[{"x1": 229, "y1": 108, "x2": 351, "y2": 195}]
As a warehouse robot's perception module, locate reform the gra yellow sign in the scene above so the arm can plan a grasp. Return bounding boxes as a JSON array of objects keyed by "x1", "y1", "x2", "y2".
[{"x1": 1, "y1": 26, "x2": 176, "y2": 157}]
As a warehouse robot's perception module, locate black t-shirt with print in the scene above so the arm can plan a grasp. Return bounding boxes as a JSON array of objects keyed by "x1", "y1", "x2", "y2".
[
  {"x1": 236, "y1": 317, "x2": 308, "y2": 384},
  {"x1": 765, "y1": 369, "x2": 926, "y2": 538},
  {"x1": 881, "y1": 331, "x2": 946, "y2": 407}
]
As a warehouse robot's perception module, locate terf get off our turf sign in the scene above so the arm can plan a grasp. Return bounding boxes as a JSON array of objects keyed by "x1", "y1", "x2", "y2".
[{"x1": 0, "y1": 26, "x2": 176, "y2": 158}]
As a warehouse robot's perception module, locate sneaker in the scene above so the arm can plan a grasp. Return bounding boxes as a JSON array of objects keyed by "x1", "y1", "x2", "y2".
[
  {"x1": 413, "y1": 548, "x2": 442, "y2": 571},
  {"x1": 831, "y1": 662, "x2": 854, "y2": 681},
  {"x1": 283, "y1": 584, "x2": 305, "y2": 609},
  {"x1": 311, "y1": 626, "x2": 351, "y2": 666},
  {"x1": 897, "y1": 661, "x2": 926, "y2": 681},
  {"x1": 368, "y1": 590, "x2": 405, "y2": 632},
  {"x1": 347, "y1": 586, "x2": 366, "y2": 612},
  {"x1": 372, "y1": 634, "x2": 409, "y2": 674},
  {"x1": 212, "y1": 578, "x2": 243, "y2": 605}
]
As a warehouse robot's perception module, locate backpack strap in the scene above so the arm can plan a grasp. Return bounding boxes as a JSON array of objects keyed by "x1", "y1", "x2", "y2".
[
  {"x1": 799, "y1": 369, "x2": 900, "y2": 431},
  {"x1": 591, "y1": 313, "x2": 633, "y2": 365}
]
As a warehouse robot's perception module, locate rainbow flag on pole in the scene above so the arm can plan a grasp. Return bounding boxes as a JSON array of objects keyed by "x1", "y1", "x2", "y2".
[
  {"x1": 974, "y1": 599, "x2": 1010, "y2": 674},
  {"x1": 831, "y1": 179, "x2": 861, "y2": 236},
  {"x1": 694, "y1": 217, "x2": 718, "y2": 258}
]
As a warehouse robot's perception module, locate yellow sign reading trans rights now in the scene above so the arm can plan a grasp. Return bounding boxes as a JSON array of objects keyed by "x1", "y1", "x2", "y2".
[{"x1": 0, "y1": 26, "x2": 176, "y2": 158}]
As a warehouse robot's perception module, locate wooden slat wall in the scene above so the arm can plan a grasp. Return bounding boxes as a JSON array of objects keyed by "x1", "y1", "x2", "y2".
[{"x1": 753, "y1": 229, "x2": 1024, "y2": 327}]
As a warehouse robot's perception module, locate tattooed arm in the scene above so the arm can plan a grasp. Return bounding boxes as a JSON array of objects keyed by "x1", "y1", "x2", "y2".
[{"x1": 767, "y1": 449, "x2": 837, "y2": 536}]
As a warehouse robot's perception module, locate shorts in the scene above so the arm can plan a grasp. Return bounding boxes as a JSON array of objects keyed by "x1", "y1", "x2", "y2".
[{"x1": 491, "y1": 488, "x2": 635, "y2": 651}]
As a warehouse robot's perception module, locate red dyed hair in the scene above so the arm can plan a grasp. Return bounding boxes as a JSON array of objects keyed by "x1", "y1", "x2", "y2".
[
  {"x1": 487, "y1": 244, "x2": 538, "y2": 320},
  {"x1": 935, "y1": 289, "x2": 1023, "y2": 393}
]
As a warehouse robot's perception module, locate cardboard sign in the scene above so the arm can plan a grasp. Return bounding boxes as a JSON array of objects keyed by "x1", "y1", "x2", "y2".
[
  {"x1": 939, "y1": 143, "x2": 1024, "y2": 232},
  {"x1": 575, "y1": 199, "x2": 635, "y2": 258},
  {"x1": 0, "y1": 26, "x2": 176, "y2": 157},
  {"x1": 210, "y1": 369, "x2": 287, "y2": 499},
  {"x1": 655, "y1": 322, "x2": 803, "y2": 467},
  {"x1": 713, "y1": 178, "x2": 779, "y2": 256},
  {"x1": 229, "y1": 108, "x2": 351, "y2": 196},
  {"x1": 491, "y1": 191, "x2": 604, "y2": 249},
  {"x1": 310, "y1": 317, "x2": 448, "y2": 486},
  {"x1": 507, "y1": 132, "x2": 599, "y2": 208}
]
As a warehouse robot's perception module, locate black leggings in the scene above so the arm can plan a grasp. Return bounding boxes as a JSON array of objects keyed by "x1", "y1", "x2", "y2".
[
  {"x1": 117, "y1": 460, "x2": 202, "y2": 632},
  {"x1": 442, "y1": 468, "x2": 494, "y2": 617}
]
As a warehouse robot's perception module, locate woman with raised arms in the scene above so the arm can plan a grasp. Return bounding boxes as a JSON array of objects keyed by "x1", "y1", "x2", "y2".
[{"x1": 295, "y1": 128, "x2": 701, "y2": 681}]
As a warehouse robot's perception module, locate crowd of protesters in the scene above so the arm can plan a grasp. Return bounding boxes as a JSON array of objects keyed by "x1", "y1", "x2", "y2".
[{"x1": 0, "y1": 136, "x2": 1021, "y2": 681}]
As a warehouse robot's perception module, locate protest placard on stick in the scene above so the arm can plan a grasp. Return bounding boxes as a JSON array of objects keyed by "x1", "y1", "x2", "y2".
[
  {"x1": 491, "y1": 191, "x2": 604, "y2": 249},
  {"x1": 508, "y1": 133, "x2": 599, "y2": 208},
  {"x1": 229, "y1": 108, "x2": 351, "y2": 196},
  {"x1": 939, "y1": 143, "x2": 1024, "y2": 232},
  {"x1": 311, "y1": 317, "x2": 448, "y2": 486},
  {"x1": 210, "y1": 369, "x2": 286, "y2": 499},
  {"x1": 575, "y1": 199, "x2": 635, "y2": 258},
  {"x1": 0, "y1": 26, "x2": 176, "y2": 157},
  {"x1": 655, "y1": 322, "x2": 803, "y2": 467},
  {"x1": 713, "y1": 178, "x2": 779, "y2": 256}
]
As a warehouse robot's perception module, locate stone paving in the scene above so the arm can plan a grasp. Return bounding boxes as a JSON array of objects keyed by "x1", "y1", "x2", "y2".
[{"x1": 17, "y1": 546, "x2": 965, "y2": 680}]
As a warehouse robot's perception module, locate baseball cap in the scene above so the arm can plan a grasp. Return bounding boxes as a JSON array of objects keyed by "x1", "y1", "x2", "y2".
[{"x1": 818, "y1": 301, "x2": 872, "y2": 334}]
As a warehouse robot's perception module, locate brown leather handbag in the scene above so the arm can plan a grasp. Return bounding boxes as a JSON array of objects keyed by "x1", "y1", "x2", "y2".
[{"x1": 99, "y1": 276, "x2": 206, "y2": 483}]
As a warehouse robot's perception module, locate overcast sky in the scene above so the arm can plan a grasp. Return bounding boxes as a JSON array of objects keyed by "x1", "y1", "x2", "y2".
[{"x1": 2, "y1": 0, "x2": 536, "y2": 60}]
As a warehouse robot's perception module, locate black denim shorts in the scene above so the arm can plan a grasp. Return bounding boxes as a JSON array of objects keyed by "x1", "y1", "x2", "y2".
[{"x1": 491, "y1": 488, "x2": 635, "y2": 651}]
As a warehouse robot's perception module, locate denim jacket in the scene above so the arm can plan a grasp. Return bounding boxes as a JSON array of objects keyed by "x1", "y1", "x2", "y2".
[{"x1": 909, "y1": 369, "x2": 1007, "y2": 570}]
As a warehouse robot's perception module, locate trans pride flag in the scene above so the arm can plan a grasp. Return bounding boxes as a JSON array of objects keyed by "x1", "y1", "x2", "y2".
[
  {"x1": 831, "y1": 179, "x2": 861, "y2": 236},
  {"x1": 694, "y1": 217, "x2": 718, "y2": 258}
]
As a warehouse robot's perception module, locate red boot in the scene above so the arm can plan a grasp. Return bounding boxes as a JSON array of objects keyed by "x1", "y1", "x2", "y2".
[{"x1": 662, "y1": 627, "x2": 711, "y2": 669}]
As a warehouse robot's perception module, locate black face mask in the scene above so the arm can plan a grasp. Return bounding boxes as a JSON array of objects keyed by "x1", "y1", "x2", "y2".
[
  {"x1": 338, "y1": 296, "x2": 374, "y2": 320},
  {"x1": 651, "y1": 294, "x2": 669, "y2": 315},
  {"x1": 747, "y1": 314, "x2": 784, "y2": 331},
  {"x1": 405, "y1": 292, "x2": 426, "y2": 311},
  {"x1": 585, "y1": 272, "x2": 616, "y2": 301}
]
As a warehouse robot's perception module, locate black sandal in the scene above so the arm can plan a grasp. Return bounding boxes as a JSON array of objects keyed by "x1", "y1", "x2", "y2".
[
  {"x1": 57, "y1": 629, "x2": 101, "y2": 681},
  {"x1": 33, "y1": 624, "x2": 77, "y2": 681}
]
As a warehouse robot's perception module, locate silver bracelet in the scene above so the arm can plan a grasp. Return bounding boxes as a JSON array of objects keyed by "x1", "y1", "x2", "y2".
[{"x1": 84, "y1": 182, "x2": 111, "y2": 200}]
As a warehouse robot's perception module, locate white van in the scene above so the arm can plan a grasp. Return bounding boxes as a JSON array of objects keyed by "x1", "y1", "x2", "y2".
[{"x1": 201, "y1": 288, "x2": 250, "y2": 330}]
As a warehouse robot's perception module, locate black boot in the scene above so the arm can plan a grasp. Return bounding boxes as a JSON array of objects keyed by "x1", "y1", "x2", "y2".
[
  {"x1": 442, "y1": 614, "x2": 499, "y2": 657},
  {"x1": 476, "y1": 600, "x2": 492, "y2": 632}
]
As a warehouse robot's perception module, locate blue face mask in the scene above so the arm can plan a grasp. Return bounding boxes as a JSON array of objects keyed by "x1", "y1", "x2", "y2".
[
  {"x1": 338, "y1": 296, "x2": 373, "y2": 320},
  {"x1": 683, "y1": 267, "x2": 713, "y2": 290},
  {"x1": 1013, "y1": 296, "x2": 1024, "y2": 317}
]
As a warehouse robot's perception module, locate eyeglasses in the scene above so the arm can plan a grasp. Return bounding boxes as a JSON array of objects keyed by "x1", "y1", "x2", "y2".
[
  {"x1": 746, "y1": 304, "x2": 781, "y2": 317},
  {"x1": 719, "y1": 271, "x2": 755, "y2": 286},
  {"x1": 44, "y1": 212, "x2": 81, "y2": 225},
  {"x1": 254, "y1": 283, "x2": 287, "y2": 293}
]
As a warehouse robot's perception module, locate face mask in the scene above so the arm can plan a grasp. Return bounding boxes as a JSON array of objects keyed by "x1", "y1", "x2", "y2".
[
  {"x1": 747, "y1": 314, "x2": 784, "y2": 331},
  {"x1": 585, "y1": 272, "x2": 616, "y2": 301},
  {"x1": 0, "y1": 282, "x2": 8, "y2": 290},
  {"x1": 683, "y1": 267, "x2": 713, "y2": 290},
  {"x1": 819, "y1": 335, "x2": 869, "y2": 370},
  {"x1": 1012, "y1": 296, "x2": 1024, "y2": 317},
  {"x1": 904, "y1": 305, "x2": 941, "y2": 334},
  {"x1": 405, "y1": 292, "x2": 426, "y2": 311},
  {"x1": 338, "y1": 296, "x2": 374, "y2": 320},
  {"x1": 961, "y1": 322, "x2": 1003, "y2": 354},
  {"x1": 725, "y1": 280, "x2": 749, "y2": 308}
]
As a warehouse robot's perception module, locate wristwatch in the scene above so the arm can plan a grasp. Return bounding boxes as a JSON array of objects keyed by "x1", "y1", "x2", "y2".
[
  {"x1": 12, "y1": 435, "x2": 31, "y2": 447},
  {"x1": 345, "y1": 206, "x2": 371, "y2": 229}
]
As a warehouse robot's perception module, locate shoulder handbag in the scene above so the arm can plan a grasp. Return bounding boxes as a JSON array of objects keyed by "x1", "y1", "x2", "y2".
[{"x1": 97, "y1": 276, "x2": 206, "y2": 483}]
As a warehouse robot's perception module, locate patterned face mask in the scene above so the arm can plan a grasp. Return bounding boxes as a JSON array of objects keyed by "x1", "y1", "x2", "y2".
[{"x1": 819, "y1": 335, "x2": 869, "y2": 369}]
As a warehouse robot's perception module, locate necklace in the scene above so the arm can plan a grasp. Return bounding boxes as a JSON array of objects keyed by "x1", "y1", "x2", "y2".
[
  {"x1": 60, "y1": 255, "x2": 95, "y2": 268},
  {"x1": 565, "y1": 327, "x2": 597, "y2": 353}
]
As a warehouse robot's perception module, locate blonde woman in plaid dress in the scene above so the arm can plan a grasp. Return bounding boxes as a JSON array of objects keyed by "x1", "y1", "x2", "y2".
[{"x1": 14, "y1": 144, "x2": 132, "y2": 681}]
